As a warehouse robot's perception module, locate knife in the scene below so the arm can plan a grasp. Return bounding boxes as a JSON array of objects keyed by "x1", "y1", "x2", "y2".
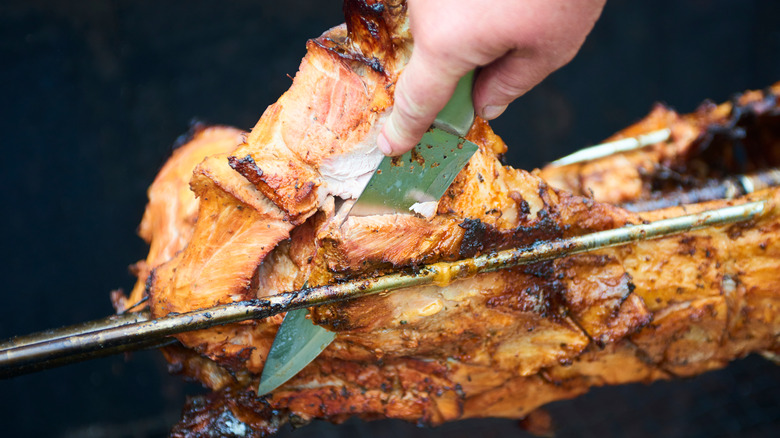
[{"x1": 258, "y1": 71, "x2": 479, "y2": 396}]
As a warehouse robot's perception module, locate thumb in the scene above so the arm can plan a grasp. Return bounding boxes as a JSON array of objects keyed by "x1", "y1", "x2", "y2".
[
  {"x1": 379, "y1": 50, "x2": 464, "y2": 156},
  {"x1": 472, "y1": 51, "x2": 547, "y2": 120}
]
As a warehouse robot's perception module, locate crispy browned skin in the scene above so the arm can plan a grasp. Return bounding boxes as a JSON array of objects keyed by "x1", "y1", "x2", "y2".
[
  {"x1": 540, "y1": 82, "x2": 780, "y2": 206},
  {"x1": 123, "y1": 1, "x2": 780, "y2": 436},
  {"x1": 120, "y1": 125, "x2": 245, "y2": 311}
]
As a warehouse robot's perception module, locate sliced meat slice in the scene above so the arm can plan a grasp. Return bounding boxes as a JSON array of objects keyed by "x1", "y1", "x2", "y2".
[{"x1": 124, "y1": 125, "x2": 245, "y2": 309}]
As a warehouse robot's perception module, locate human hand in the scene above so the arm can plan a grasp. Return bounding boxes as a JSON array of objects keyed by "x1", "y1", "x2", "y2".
[{"x1": 377, "y1": 0, "x2": 606, "y2": 156}]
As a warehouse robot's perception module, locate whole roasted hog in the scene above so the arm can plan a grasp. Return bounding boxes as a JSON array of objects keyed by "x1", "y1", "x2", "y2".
[{"x1": 118, "y1": 1, "x2": 780, "y2": 435}]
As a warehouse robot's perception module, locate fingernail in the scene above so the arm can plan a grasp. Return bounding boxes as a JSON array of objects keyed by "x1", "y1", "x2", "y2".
[
  {"x1": 481, "y1": 104, "x2": 508, "y2": 120},
  {"x1": 377, "y1": 133, "x2": 392, "y2": 155}
]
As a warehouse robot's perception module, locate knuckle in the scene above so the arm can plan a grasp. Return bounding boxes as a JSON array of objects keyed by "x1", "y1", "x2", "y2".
[
  {"x1": 487, "y1": 55, "x2": 546, "y2": 101},
  {"x1": 393, "y1": 78, "x2": 429, "y2": 125},
  {"x1": 395, "y1": 97, "x2": 426, "y2": 126},
  {"x1": 491, "y1": 70, "x2": 530, "y2": 100}
]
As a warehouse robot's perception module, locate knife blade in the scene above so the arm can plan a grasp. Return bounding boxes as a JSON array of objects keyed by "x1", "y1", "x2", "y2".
[
  {"x1": 257, "y1": 71, "x2": 479, "y2": 396},
  {"x1": 349, "y1": 70, "x2": 479, "y2": 216},
  {"x1": 257, "y1": 306, "x2": 335, "y2": 396}
]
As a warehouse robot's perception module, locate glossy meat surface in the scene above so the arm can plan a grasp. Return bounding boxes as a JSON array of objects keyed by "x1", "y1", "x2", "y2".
[{"x1": 122, "y1": 1, "x2": 780, "y2": 435}]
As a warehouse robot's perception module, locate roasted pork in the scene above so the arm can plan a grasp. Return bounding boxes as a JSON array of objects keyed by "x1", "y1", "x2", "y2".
[{"x1": 120, "y1": 1, "x2": 780, "y2": 436}]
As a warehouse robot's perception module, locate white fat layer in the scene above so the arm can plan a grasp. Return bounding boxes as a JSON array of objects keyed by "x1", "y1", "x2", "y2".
[
  {"x1": 288, "y1": 377, "x2": 346, "y2": 390},
  {"x1": 409, "y1": 201, "x2": 438, "y2": 219},
  {"x1": 319, "y1": 112, "x2": 388, "y2": 200}
]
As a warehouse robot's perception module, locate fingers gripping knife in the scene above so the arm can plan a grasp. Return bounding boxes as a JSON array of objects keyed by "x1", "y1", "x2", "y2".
[{"x1": 257, "y1": 72, "x2": 480, "y2": 395}]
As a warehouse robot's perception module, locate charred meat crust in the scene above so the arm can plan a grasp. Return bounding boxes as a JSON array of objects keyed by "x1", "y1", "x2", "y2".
[
  {"x1": 228, "y1": 153, "x2": 317, "y2": 223},
  {"x1": 171, "y1": 387, "x2": 284, "y2": 438},
  {"x1": 543, "y1": 85, "x2": 780, "y2": 209},
  {"x1": 228, "y1": 155, "x2": 264, "y2": 184},
  {"x1": 173, "y1": 358, "x2": 463, "y2": 437},
  {"x1": 681, "y1": 86, "x2": 780, "y2": 176},
  {"x1": 342, "y1": 0, "x2": 407, "y2": 72},
  {"x1": 457, "y1": 213, "x2": 562, "y2": 259}
]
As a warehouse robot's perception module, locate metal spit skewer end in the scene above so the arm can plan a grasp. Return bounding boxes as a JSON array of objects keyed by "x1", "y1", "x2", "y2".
[
  {"x1": 621, "y1": 168, "x2": 780, "y2": 212},
  {"x1": 0, "y1": 199, "x2": 766, "y2": 378}
]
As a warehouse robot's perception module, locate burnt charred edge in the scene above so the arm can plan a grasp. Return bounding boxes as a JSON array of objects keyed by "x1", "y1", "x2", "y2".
[
  {"x1": 343, "y1": 0, "x2": 405, "y2": 69},
  {"x1": 726, "y1": 218, "x2": 759, "y2": 240},
  {"x1": 633, "y1": 88, "x2": 780, "y2": 204},
  {"x1": 172, "y1": 387, "x2": 287, "y2": 438},
  {"x1": 142, "y1": 269, "x2": 157, "y2": 305},
  {"x1": 457, "y1": 210, "x2": 563, "y2": 259},
  {"x1": 457, "y1": 218, "x2": 488, "y2": 258},
  {"x1": 528, "y1": 261, "x2": 569, "y2": 319},
  {"x1": 678, "y1": 89, "x2": 778, "y2": 178},
  {"x1": 172, "y1": 119, "x2": 210, "y2": 150},
  {"x1": 612, "y1": 273, "x2": 635, "y2": 309},
  {"x1": 484, "y1": 262, "x2": 568, "y2": 320},
  {"x1": 519, "y1": 199, "x2": 532, "y2": 217},
  {"x1": 642, "y1": 165, "x2": 703, "y2": 192},
  {"x1": 312, "y1": 38, "x2": 384, "y2": 73},
  {"x1": 311, "y1": 291, "x2": 391, "y2": 331},
  {"x1": 213, "y1": 346, "x2": 256, "y2": 374},
  {"x1": 328, "y1": 255, "x2": 424, "y2": 278},
  {"x1": 344, "y1": 0, "x2": 387, "y2": 39},
  {"x1": 228, "y1": 154, "x2": 264, "y2": 186}
]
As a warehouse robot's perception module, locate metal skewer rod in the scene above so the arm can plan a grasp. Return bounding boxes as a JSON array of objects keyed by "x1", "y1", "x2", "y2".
[
  {"x1": 551, "y1": 128, "x2": 672, "y2": 166},
  {"x1": 621, "y1": 168, "x2": 780, "y2": 212},
  {"x1": 0, "y1": 200, "x2": 766, "y2": 378},
  {"x1": 4, "y1": 334, "x2": 175, "y2": 377},
  {"x1": 0, "y1": 311, "x2": 152, "y2": 351}
]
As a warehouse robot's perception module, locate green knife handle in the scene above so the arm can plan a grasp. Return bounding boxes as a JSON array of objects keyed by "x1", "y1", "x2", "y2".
[{"x1": 433, "y1": 70, "x2": 475, "y2": 137}]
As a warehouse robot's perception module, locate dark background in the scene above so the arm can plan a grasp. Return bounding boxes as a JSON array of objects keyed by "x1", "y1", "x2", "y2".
[{"x1": 1, "y1": 0, "x2": 779, "y2": 436}]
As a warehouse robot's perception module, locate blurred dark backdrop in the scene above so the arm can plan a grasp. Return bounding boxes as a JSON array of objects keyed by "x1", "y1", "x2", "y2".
[{"x1": 1, "y1": 0, "x2": 779, "y2": 437}]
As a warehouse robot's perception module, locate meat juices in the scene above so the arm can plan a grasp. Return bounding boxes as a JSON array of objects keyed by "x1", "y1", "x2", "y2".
[{"x1": 120, "y1": 1, "x2": 780, "y2": 435}]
